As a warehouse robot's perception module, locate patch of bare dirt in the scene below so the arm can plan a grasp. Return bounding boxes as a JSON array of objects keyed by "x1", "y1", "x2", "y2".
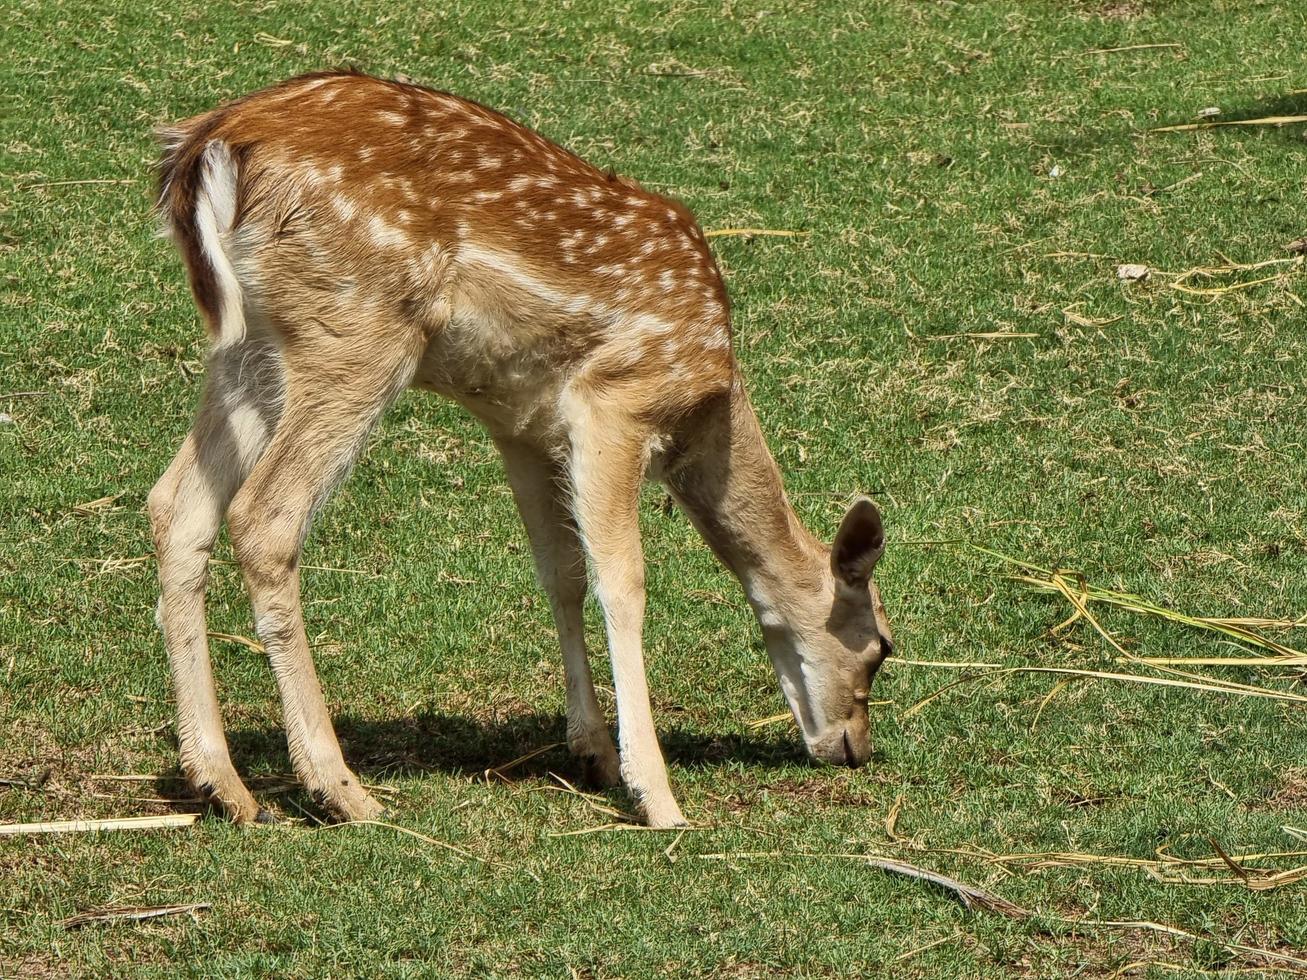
[
  {"x1": 1077, "y1": 0, "x2": 1146, "y2": 19},
  {"x1": 1253, "y1": 767, "x2": 1307, "y2": 810},
  {"x1": 1004, "y1": 927, "x2": 1185, "y2": 978}
]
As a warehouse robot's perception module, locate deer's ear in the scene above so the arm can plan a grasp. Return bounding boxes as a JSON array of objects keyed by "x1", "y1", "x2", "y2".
[{"x1": 831, "y1": 497, "x2": 884, "y2": 587}]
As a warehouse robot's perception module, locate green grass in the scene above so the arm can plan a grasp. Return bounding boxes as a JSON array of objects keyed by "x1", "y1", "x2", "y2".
[{"x1": 4, "y1": 0, "x2": 1307, "y2": 975}]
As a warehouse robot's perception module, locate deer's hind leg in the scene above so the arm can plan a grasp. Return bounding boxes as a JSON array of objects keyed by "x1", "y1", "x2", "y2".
[
  {"x1": 496, "y1": 438, "x2": 621, "y2": 787},
  {"x1": 225, "y1": 331, "x2": 422, "y2": 822},
  {"x1": 149, "y1": 339, "x2": 284, "y2": 824}
]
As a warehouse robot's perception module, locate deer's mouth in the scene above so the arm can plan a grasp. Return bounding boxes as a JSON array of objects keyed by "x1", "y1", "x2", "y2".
[{"x1": 808, "y1": 726, "x2": 871, "y2": 768}]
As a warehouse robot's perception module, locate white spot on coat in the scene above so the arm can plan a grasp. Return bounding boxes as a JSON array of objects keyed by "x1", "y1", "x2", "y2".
[
  {"x1": 331, "y1": 194, "x2": 357, "y2": 221},
  {"x1": 368, "y1": 215, "x2": 409, "y2": 248}
]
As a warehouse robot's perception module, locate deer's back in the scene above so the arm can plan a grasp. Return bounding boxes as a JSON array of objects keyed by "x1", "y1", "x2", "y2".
[{"x1": 160, "y1": 71, "x2": 735, "y2": 434}]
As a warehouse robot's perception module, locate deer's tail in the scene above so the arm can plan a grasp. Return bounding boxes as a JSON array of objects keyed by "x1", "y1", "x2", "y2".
[{"x1": 155, "y1": 116, "x2": 246, "y2": 348}]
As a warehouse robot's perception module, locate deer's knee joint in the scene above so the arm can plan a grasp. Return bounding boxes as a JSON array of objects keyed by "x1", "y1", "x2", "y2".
[
  {"x1": 147, "y1": 476, "x2": 176, "y2": 541},
  {"x1": 596, "y1": 562, "x2": 644, "y2": 598},
  {"x1": 150, "y1": 484, "x2": 213, "y2": 596},
  {"x1": 594, "y1": 570, "x2": 646, "y2": 630}
]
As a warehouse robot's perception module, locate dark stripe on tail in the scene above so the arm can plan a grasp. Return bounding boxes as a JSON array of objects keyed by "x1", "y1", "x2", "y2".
[{"x1": 155, "y1": 111, "x2": 232, "y2": 334}]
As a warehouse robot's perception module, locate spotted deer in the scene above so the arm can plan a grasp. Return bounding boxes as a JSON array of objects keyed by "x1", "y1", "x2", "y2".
[{"x1": 149, "y1": 70, "x2": 893, "y2": 828}]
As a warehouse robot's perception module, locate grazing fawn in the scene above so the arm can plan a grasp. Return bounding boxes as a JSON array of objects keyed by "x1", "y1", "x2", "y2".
[{"x1": 150, "y1": 71, "x2": 893, "y2": 828}]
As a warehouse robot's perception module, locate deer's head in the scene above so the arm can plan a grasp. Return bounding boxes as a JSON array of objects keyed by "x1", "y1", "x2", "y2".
[{"x1": 761, "y1": 498, "x2": 893, "y2": 767}]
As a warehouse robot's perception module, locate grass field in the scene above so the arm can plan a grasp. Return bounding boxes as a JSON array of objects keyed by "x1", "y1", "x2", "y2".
[{"x1": 5, "y1": 0, "x2": 1307, "y2": 975}]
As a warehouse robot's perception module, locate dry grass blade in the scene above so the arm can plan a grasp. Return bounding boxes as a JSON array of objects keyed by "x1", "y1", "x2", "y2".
[
  {"x1": 547, "y1": 822, "x2": 631, "y2": 837},
  {"x1": 86, "y1": 774, "x2": 181, "y2": 782},
  {"x1": 1159, "y1": 256, "x2": 1304, "y2": 297},
  {"x1": 902, "y1": 664, "x2": 1307, "y2": 715},
  {"x1": 894, "y1": 931, "x2": 963, "y2": 964},
  {"x1": 885, "y1": 795, "x2": 905, "y2": 842},
  {"x1": 929, "y1": 331, "x2": 1039, "y2": 340},
  {"x1": 1133, "y1": 655, "x2": 1307, "y2": 667},
  {"x1": 1205, "y1": 836, "x2": 1249, "y2": 883},
  {"x1": 1152, "y1": 114, "x2": 1307, "y2": 132},
  {"x1": 547, "y1": 822, "x2": 702, "y2": 837},
  {"x1": 1245, "y1": 866, "x2": 1307, "y2": 891},
  {"x1": 908, "y1": 841, "x2": 1307, "y2": 891},
  {"x1": 60, "y1": 902, "x2": 210, "y2": 929},
  {"x1": 978, "y1": 543, "x2": 1307, "y2": 662},
  {"x1": 1038, "y1": 666, "x2": 1307, "y2": 701},
  {"x1": 23, "y1": 178, "x2": 138, "y2": 189},
  {"x1": 1046, "y1": 570, "x2": 1129, "y2": 656},
  {"x1": 862, "y1": 857, "x2": 1029, "y2": 918},
  {"x1": 207, "y1": 631, "x2": 266, "y2": 654},
  {"x1": 206, "y1": 557, "x2": 373, "y2": 575},
  {"x1": 58, "y1": 555, "x2": 152, "y2": 576},
  {"x1": 886, "y1": 658, "x2": 1004, "y2": 669},
  {"x1": 71, "y1": 493, "x2": 122, "y2": 516},
  {"x1": 0, "y1": 814, "x2": 200, "y2": 835},
  {"x1": 1063, "y1": 307, "x2": 1122, "y2": 328},
  {"x1": 1072, "y1": 919, "x2": 1307, "y2": 970},
  {"x1": 1030, "y1": 678, "x2": 1074, "y2": 732},
  {"x1": 664, "y1": 829, "x2": 686, "y2": 863},
  {"x1": 1081, "y1": 43, "x2": 1183, "y2": 55},
  {"x1": 1111, "y1": 847, "x2": 1305, "y2": 870},
  {"x1": 315, "y1": 819, "x2": 504, "y2": 867},
  {"x1": 483, "y1": 741, "x2": 563, "y2": 781},
  {"x1": 1208, "y1": 615, "x2": 1307, "y2": 630},
  {"x1": 902, "y1": 672, "x2": 1006, "y2": 718},
  {"x1": 746, "y1": 712, "x2": 795, "y2": 729},
  {"x1": 1160, "y1": 844, "x2": 1292, "y2": 866},
  {"x1": 1039, "y1": 570, "x2": 1307, "y2": 701},
  {"x1": 703, "y1": 228, "x2": 810, "y2": 238},
  {"x1": 1148, "y1": 866, "x2": 1307, "y2": 890},
  {"x1": 1171, "y1": 273, "x2": 1284, "y2": 296},
  {"x1": 696, "y1": 851, "x2": 1027, "y2": 918},
  {"x1": 1186, "y1": 256, "x2": 1297, "y2": 273},
  {"x1": 544, "y1": 773, "x2": 628, "y2": 820}
]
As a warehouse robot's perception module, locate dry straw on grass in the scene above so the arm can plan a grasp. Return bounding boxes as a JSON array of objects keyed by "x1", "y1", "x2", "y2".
[
  {"x1": 1166, "y1": 256, "x2": 1304, "y2": 297},
  {"x1": 314, "y1": 819, "x2": 506, "y2": 868},
  {"x1": 696, "y1": 851, "x2": 1028, "y2": 918},
  {"x1": 59, "y1": 903, "x2": 210, "y2": 930},
  {"x1": 1152, "y1": 114, "x2": 1307, "y2": 132},
  {"x1": 895, "y1": 543, "x2": 1307, "y2": 717},
  {"x1": 693, "y1": 849, "x2": 1307, "y2": 968},
  {"x1": 898, "y1": 838, "x2": 1307, "y2": 893},
  {"x1": 976, "y1": 542, "x2": 1306, "y2": 664},
  {"x1": 703, "y1": 228, "x2": 810, "y2": 239},
  {"x1": 0, "y1": 814, "x2": 200, "y2": 835}
]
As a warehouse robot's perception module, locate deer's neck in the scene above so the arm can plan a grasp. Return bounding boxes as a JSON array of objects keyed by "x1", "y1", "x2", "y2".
[{"x1": 667, "y1": 379, "x2": 825, "y2": 618}]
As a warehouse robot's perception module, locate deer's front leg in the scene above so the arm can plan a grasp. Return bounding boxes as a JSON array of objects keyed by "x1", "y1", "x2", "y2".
[{"x1": 565, "y1": 407, "x2": 686, "y2": 828}]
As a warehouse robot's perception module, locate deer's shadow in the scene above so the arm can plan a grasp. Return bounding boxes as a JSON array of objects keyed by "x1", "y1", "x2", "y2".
[{"x1": 177, "y1": 710, "x2": 812, "y2": 814}]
